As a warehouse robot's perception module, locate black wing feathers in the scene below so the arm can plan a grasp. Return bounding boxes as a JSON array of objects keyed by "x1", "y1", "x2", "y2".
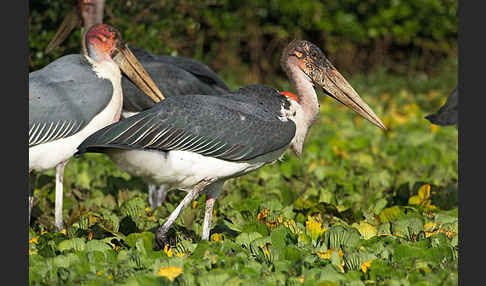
[{"x1": 77, "y1": 91, "x2": 296, "y2": 161}]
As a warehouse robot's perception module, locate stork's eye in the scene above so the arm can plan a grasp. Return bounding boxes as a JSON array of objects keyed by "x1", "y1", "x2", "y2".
[{"x1": 294, "y1": 50, "x2": 304, "y2": 58}]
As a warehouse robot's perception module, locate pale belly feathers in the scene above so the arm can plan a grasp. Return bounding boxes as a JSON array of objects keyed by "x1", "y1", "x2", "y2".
[{"x1": 107, "y1": 146, "x2": 289, "y2": 191}]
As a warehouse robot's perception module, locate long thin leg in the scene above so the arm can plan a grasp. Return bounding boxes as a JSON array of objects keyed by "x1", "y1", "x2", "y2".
[
  {"x1": 202, "y1": 198, "x2": 216, "y2": 241},
  {"x1": 155, "y1": 179, "x2": 212, "y2": 248},
  {"x1": 54, "y1": 161, "x2": 67, "y2": 231},
  {"x1": 156, "y1": 185, "x2": 169, "y2": 206},
  {"x1": 148, "y1": 184, "x2": 169, "y2": 209},
  {"x1": 29, "y1": 171, "x2": 37, "y2": 226},
  {"x1": 201, "y1": 181, "x2": 223, "y2": 240},
  {"x1": 148, "y1": 184, "x2": 157, "y2": 209}
]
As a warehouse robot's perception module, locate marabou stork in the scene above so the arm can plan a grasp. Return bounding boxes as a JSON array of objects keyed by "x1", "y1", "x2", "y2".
[
  {"x1": 425, "y1": 87, "x2": 458, "y2": 126},
  {"x1": 44, "y1": 0, "x2": 232, "y2": 209},
  {"x1": 29, "y1": 24, "x2": 164, "y2": 230},
  {"x1": 75, "y1": 40, "x2": 386, "y2": 247}
]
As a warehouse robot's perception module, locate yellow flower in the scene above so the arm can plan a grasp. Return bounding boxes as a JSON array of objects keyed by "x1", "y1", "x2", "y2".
[
  {"x1": 145, "y1": 207, "x2": 152, "y2": 213},
  {"x1": 305, "y1": 216, "x2": 327, "y2": 240},
  {"x1": 60, "y1": 229, "x2": 67, "y2": 235},
  {"x1": 266, "y1": 216, "x2": 283, "y2": 230},
  {"x1": 338, "y1": 249, "x2": 343, "y2": 263},
  {"x1": 259, "y1": 243, "x2": 271, "y2": 259},
  {"x1": 29, "y1": 237, "x2": 39, "y2": 245},
  {"x1": 332, "y1": 146, "x2": 349, "y2": 159},
  {"x1": 313, "y1": 249, "x2": 332, "y2": 259},
  {"x1": 430, "y1": 124, "x2": 439, "y2": 133},
  {"x1": 337, "y1": 265, "x2": 345, "y2": 273},
  {"x1": 361, "y1": 260, "x2": 372, "y2": 274},
  {"x1": 175, "y1": 252, "x2": 188, "y2": 257},
  {"x1": 87, "y1": 231, "x2": 93, "y2": 241},
  {"x1": 163, "y1": 245, "x2": 173, "y2": 257},
  {"x1": 408, "y1": 184, "x2": 436, "y2": 211},
  {"x1": 192, "y1": 201, "x2": 198, "y2": 208},
  {"x1": 211, "y1": 233, "x2": 223, "y2": 242},
  {"x1": 257, "y1": 208, "x2": 268, "y2": 222},
  {"x1": 157, "y1": 266, "x2": 183, "y2": 281},
  {"x1": 88, "y1": 214, "x2": 99, "y2": 225},
  {"x1": 97, "y1": 270, "x2": 104, "y2": 276},
  {"x1": 40, "y1": 230, "x2": 48, "y2": 235},
  {"x1": 107, "y1": 274, "x2": 113, "y2": 280}
]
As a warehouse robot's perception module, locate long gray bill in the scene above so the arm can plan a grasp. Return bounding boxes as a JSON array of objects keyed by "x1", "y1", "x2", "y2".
[{"x1": 321, "y1": 67, "x2": 386, "y2": 130}]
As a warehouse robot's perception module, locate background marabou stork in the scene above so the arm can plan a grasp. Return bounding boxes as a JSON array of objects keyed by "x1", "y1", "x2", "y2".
[
  {"x1": 425, "y1": 87, "x2": 458, "y2": 126},
  {"x1": 76, "y1": 39, "x2": 386, "y2": 247},
  {"x1": 29, "y1": 24, "x2": 164, "y2": 230},
  {"x1": 44, "y1": 0, "x2": 232, "y2": 209}
]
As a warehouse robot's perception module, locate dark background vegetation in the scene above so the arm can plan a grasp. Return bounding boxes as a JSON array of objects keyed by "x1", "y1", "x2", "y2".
[{"x1": 30, "y1": 0, "x2": 457, "y2": 84}]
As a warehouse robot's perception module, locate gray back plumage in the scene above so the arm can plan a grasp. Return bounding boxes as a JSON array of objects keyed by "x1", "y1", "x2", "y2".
[
  {"x1": 121, "y1": 46, "x2": 230, "y2": 112},
  {"x1": 29, "y1": 54, "x2": 113, "y2": 147},
  {"x1": 77, "y1": 86, "x2": 296, "y2": 162}
]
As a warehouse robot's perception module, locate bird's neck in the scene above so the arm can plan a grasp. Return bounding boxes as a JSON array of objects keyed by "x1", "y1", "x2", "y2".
[
  {"x1": 80, "y1": 0, "x2": 105, "y2": 54},
  {"x1": 86, "y1": 55, "x2": 121, "y2": 83},
  {"x1": 82, "y1": 0, "x2": 104, "y2": 30},
  {"x1": 285, "y1": 61, "x2": 320, "y2": 155}
]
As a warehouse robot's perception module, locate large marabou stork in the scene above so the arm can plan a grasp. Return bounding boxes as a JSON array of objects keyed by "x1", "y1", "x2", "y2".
[
  {"x1": 425, "y1": 87, "x2": 458, "y2": 126},
  {"x1": 120, "y1": 47, "x2": 231, "y2": 208},
  {"x1": 76, "y1": 39, "x2": 386, "y2": 247},
  {"x1": 44, "y1": 0, "x2": 232, "y2": 209},
  {"x1": 29, "y1": 24, "x2": 164, "y2": 231}
]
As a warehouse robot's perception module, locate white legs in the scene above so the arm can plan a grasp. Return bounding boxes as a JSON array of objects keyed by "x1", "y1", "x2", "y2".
[
  {"x1": 155, "y1": 179, "x2": 213, "y2": 247},
  {"x1": 29, "y1": 172, "x2": 36, "y2": 226},
  {"x1": 201, "y1": 181, "x2": 223, "y2": 241},
  {"x1": 201, "y1": 198, "x2": 216, "y2": 241},
  {"x1": 54, "y1": 161, "x2": 67, "y2": 231},
  {"x1": 148, "y1": 184, "x2": 168, "y2": 209}
]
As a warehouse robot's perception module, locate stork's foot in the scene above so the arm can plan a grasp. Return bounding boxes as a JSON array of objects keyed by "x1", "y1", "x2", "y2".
[
  {"x1": 155, "y1": 226, "x2": 170, "y2": 250},
  {"x1": 154, "y1": 179, "x2": 213, "y2": 249}
]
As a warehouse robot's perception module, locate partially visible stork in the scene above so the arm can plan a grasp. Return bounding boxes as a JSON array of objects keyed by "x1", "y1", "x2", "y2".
[
  {"x1": 44, "y1": 0, "x2": 105, "y2": 55},
  {"x1": 44, "y1": 0, "x2": 237, "y2": 209},
  {"x1": 76, "y1": 40, "x2": 386, "y2": 247},
  {"x1": 425, "y1": 87, "x2": 458, "y2": 126},
  {"x1": 29, "y1": 24, "x2": 164, "y2": 230}
]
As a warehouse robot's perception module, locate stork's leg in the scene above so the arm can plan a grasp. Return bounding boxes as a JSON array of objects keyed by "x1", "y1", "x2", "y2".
[
  {"x1": 54, "y1": 161, "x2": 67, "y2": 231},
  {"x1": 148, "y1": 184, "x2": 156, "y2": 209},
  {"x1": 201, "y1": 181, "x2": 224, "y2": 241},
  {"x1": 148, "y1": 184, "x2": 168, "y2": 209},
  {"x1": 29, "y1": 171, "x2": 37, "y2": 226},
  {"x1": 155, "y1": 179, "x2": 212, "y2": 248}
]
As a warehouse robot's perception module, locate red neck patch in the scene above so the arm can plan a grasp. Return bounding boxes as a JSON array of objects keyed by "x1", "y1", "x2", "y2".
[{"x1": 280, "y1": 91, "x2": 298, "y2": 102}]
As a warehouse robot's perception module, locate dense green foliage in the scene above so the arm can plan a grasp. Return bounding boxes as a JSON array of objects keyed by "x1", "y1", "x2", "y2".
[
  {"x1": 29, "y1": 62, "x2": 458, "y2": 285},
  {"x1": 30, "y1": 0, "x2": 457, "y2": 80},
  {"x1": 29, "y1": 1, "x2": 457, "y2": 285}
]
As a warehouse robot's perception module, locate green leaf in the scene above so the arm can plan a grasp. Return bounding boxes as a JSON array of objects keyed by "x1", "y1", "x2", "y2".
[
  {"x1": 58, "y1": 238, "x2": 86, "y2": 252},
  {"x1": 378, "y1": 206, "x2": 403, "y2": 223}
]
